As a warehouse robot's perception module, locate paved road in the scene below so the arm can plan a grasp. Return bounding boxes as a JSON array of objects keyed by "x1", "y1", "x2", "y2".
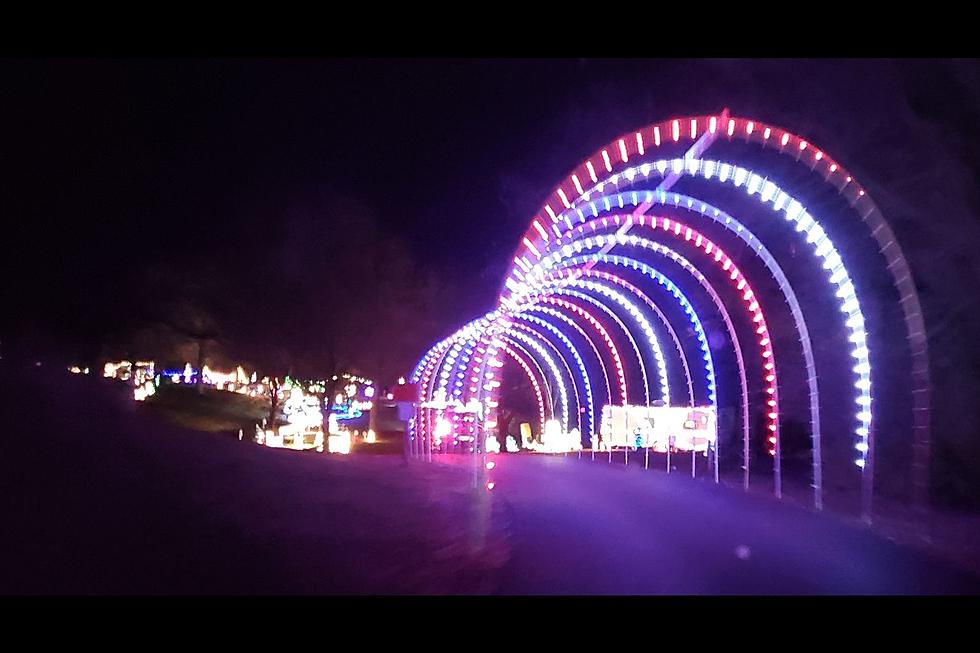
[
  {"x1": 484, "y1": 454, "x2": 980, "y2": 594},
  {"x1": 4, "y1": 363, "x2": 979, "y2": 594}
]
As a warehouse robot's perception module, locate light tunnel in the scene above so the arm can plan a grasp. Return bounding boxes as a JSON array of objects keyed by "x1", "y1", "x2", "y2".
[{"x1": 410, "y1": 113, "x2": 929, "y2": 518}]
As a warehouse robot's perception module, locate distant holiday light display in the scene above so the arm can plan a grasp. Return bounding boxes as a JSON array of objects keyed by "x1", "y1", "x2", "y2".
[
  {"x1": 411, "y1": 112, "x2": 929, "y2": 519},
  {"x1": 485, "y1": 435, "x2": 501, "y2": 454},
  {"x1": 327, "y1": 429, "x2": 352, "y2": 455},
  {"x1": 523, "y1": 419, "x2": 582, "y2": 454},
  {"x1": 87, "y1": 359, "x2": 377, "y2": 456}
]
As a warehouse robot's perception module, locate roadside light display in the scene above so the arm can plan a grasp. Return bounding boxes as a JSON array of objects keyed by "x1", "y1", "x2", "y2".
[{"x1": 600, "y1": 404, "x2": 716, "y2": 452}]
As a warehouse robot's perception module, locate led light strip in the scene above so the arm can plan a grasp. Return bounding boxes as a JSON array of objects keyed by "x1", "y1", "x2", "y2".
[
  {"x1": 502, "y1": 330, "x2": 570, "y2": 431},
  {"x1": 517, "y1": 305, "x2": 613, "y2": 412},
  {"x1": 540, "y1": 218, "x2": 778, "y2": 454},
  {"x1": 507, "y1": 322, "x2": 585, "y2": 436},
  {"x1": 524, "y1": 288, "x2": 651, "y2": 407},
  {"x1": 514, "y1": 313, "x2": 596, "y2": 438},
  {"x1": 564, "y1": 268, "x2": 698, "y2": 407},
  {"x1": 550, "y1": 251, "x2": 757, "y2": 485},
  {"x1": 540, "y1": 275, "x2": 670, "y2": 404},
  {"x1": 518, "y1": 155, "x2": 872, "y2": 468},
  {"x1": 499, "y1": 343, "x2": 547, "y2": 436},
  {"x1": 553, "y1": 192, "x2": 823, "y2": 502}
]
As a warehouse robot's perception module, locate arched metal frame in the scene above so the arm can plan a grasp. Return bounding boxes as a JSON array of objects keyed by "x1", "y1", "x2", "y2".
[
  {"x1": 414, "y1": 114, "x2": 927, "y2": 521},
  {"x1": 560, "y1": 197, "x2": 822, "y2": 508},
  {"x1": 498, "y1": 343, "x2": 547, "y2": 436},
  {"x1": 512, "y1": 313, "x2": 597, "y2": 439}
]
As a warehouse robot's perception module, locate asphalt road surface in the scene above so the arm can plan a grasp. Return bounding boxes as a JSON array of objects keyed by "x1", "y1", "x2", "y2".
[
  {"x1": 3, "y1": 362, "x2": 979, "y2": 594},
  {"x1": 484, "y1": 454, "x2": 980, "y2": 594}
]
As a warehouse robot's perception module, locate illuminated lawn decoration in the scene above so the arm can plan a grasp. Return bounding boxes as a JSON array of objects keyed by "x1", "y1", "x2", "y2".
[
  {"x1": 601, "y1": 405, "x2": 716, "y2": 453},
  {"x1": 327, "y1": 429, "x2": 352, "y2": 455},
  {"x1": 526, "y1": 418, "x2": 582, "y2": 453},
  {"x1": 133, "y1": 380, "x2": 156, "y2": 402}
]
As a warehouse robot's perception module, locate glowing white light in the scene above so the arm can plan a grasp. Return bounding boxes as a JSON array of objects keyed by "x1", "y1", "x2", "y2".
[{"x1": 485, "y1": 435, "x2": 501, "y2": 453}]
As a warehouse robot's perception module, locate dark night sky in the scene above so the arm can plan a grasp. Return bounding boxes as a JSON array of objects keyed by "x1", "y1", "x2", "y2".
[{"x1": 2, "y1": 59, "x2": 979, "y2": 385}]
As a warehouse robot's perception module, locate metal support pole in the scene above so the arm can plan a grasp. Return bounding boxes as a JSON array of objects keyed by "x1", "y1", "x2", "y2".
[
  {"x1": 774, "y1": 430, "x2": 782, "y2": 499},
  {"x1": 714, "y1": 439, "x2": 719, "y2": 484},
  {"x1": 644, "y1": 446, "x2": 649, "y2": 470},
  {"x1": 624, "y1": 414, "x2": 629, "y2": 467},
  {"x1": 692, "y1": 447, "x2": 696, "y2": 479},
  {"x1": 473, "y1": 445, "x2": 479, "y2": 489},
  {"x1": 862, "y1": 424, "x2": 875, "y2": 525}
]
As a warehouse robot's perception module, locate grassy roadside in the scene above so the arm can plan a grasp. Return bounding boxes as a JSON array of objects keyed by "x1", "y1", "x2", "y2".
[{"x1": 141, "y1": 383, "x2": 269, "y2": 434}]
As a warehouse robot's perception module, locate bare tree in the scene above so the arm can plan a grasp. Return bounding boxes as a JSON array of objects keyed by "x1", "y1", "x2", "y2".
[{"x1": 267, "y1": 376, "x2": 283, "y2": 435}]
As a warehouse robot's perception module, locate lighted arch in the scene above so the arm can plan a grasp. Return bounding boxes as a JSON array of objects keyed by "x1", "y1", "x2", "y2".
[
  {"x1": 507, "y1": 321, "x2": 584, "y2": 434},
  {"x1": 414, "y1": 114, "x2": 924, "y2": 520},
  {"x1": 553, "y1": 267, "x2": 700, "y2": 407},
  {"x1": 508, "y1": 116, "x2": 925, "y2": 513},
  {"x1": 517, "y1": 306, "x2": 614, "y2": 415},
  {"x1": 543, "y1": 249, "x2": 754, "y2": 489},
  {"x1": 556, "y1": 191, "x2": 823, "y2": 502},
  {"x1": 512, "y1": 313, "x2": 596, "y2": 439},
  {"x1": 509, "y1": 296, "x2": 629, "y2": 407},
  {"x1": 501, "y1": 330, "x2": 570, "y2": 431},
  {"x1": 554, "y1": 205, "x2": 820, "y2": 500},
  {"x1": 527, "y1": 276, "x2": 672, "y2": 405},
  {"x1": 498, "y1": 341, "x2": 547, "y2": 436},
  {"x1": 514, "y1": 162, "x2": 868, "y2": 496}
]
